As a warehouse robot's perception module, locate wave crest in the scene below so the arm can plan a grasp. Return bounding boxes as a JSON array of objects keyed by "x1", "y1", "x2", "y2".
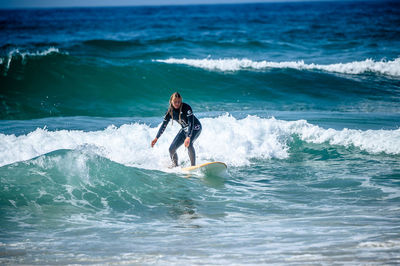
[
  {"x1": 1, "y1": 47, "x2": 65, "y2": 74},
  {"x1": 1, "y1": 115, "x2": 399, "y2": 169},
  {"x1": 155, "y1": 58, "x2": 400, "y2": 77}
]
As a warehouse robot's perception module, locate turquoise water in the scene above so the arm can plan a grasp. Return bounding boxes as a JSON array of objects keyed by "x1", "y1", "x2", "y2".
[{"x1": 1, "y1": 1, "x2": 400, "y2": 264}]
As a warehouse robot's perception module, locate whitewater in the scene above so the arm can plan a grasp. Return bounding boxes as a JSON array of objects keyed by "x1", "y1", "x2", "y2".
[
  {"x1": 156, "y1": 57, "x2": 400, "y2": 77},
  {"x1": 1, "y1": 115, "x2": 399, "y2": 169},
  {"x1": 2, "y1": 49, "x2": 400, "y2": 77},
  {"x1": 1, "y1": 1, "x2": 400, "y2": 264}
]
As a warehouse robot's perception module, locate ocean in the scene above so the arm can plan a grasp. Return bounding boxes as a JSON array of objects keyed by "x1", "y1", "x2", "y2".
[{"x1": 1, "y1": 1, "x2": 400, "y2": 264}]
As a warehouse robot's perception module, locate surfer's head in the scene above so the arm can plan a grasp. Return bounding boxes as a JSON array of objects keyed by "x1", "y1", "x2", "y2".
[
  {"x1": 168, "y1": 92, "x2": 183, "y2": 124},
  {"x1": 170, "y1": 92, "x2": 182, "y2": 109}
]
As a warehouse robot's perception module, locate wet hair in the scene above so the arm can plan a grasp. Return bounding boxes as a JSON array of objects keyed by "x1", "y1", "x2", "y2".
[{"x1": 168, "y1": 92, "x2": 182, "y2": 124}]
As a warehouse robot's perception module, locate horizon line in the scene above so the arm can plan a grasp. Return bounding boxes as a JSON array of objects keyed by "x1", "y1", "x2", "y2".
[{"x1": 0, "y1": 0, "x2": 380, "y2": 10}]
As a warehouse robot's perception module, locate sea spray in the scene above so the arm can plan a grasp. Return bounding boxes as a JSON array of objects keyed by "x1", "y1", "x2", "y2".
[
  {"x1": 1, "y1": 115, "x2": 399, "y2": 169},
  {"x1": 1, "y1": 2, "x2": 400, "y2": 264}
]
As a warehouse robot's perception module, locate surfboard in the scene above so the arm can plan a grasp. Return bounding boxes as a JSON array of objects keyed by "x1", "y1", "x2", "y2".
[{"x1": 182, "y1": 162, "x2": 227, "y2": 177}]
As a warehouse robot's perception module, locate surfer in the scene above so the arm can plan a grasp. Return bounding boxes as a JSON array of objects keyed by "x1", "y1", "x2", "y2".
[{"x1": 151, "y1": 92, "x2": 202, "y2": 167}]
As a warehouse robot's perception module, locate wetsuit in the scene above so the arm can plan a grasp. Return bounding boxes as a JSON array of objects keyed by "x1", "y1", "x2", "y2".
[{"x1": 156, "y1": 103, "x2": 202, "y2": 166}]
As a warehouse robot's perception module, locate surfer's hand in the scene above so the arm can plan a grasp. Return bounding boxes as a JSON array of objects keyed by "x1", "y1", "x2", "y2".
[
  {"x1": 184, "y1": 137, "x2": 190, "y2": 147},
  {"x1": 151, "y1": 138, "x2": 158, "y2": 147}
]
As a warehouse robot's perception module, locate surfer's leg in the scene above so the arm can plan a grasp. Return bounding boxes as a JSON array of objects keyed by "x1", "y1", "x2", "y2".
[
  {"x1": 188, "y1": 144, "x2": 196, "y2": 166},
  {"x1": 169, "y1": 130, "x2": 185, "y2": 167},
  {"x1": 187, "y1": 126, "x2": 201, "y2": 166}
]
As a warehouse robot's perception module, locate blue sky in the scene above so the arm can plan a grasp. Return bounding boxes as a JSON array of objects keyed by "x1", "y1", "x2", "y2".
[{"x1": 2, "y1": 0, "x2": 334, "y2": 9}]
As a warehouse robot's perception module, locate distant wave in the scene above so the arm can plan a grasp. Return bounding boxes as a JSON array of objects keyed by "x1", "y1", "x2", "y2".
[
  {"x1": 81, "y1": 36, "x2": 185, "y2": 49},
  {"x1": 1, "y1": 115, "x2": 399, "y2": 169},
  {"x1": 155, "y1": 58, "x2": 400, "y2": 77},
  {"x1": 83, "y1": 39, "x2": 138, "y2": 47},
  {"x1": 0, "y1": 47, "x2": 65, "y2": 74}
]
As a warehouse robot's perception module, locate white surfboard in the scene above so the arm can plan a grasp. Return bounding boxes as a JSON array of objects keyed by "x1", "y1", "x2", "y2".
[{"x1": 182, "y1": 162, "x2": 227, "y2": 177}]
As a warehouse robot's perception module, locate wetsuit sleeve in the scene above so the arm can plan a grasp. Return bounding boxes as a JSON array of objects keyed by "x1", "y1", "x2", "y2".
[
  {"x1": 185, "y1": 105, "x2": 195, "y2": 138},
  {"x1": 156, "y1": 111, "x2": 171, "y2": 138}
]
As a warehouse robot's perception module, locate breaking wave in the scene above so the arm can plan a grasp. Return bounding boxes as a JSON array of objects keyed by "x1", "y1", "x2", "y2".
[
  {"x1": 1, "y1": 115, "x2": 399, "y2": 169},
  {"x1": 156, "y1": 58, "x2": 400, "y2": 77}
]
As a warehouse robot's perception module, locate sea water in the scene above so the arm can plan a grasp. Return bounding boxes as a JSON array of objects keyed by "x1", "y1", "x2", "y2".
[{"x1": 1, "y1": 1, "x2": 400, "y2": 264}]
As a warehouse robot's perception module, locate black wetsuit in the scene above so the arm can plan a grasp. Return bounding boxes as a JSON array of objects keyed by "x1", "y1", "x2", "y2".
[{"x1": 156, "y1": 103, "x2": 202, "y2": 166}]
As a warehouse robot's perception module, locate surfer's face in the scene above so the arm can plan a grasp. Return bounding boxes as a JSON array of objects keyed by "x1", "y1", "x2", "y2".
[{"x1": 172, "y1": 98, "x2": 182, "y2": 109}]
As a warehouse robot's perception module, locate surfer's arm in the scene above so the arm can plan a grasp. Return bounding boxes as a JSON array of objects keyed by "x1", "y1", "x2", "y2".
[
  {"x1": 185, "y1": 106, "x2": 195, "y2": 138},
  {"x1": 152, "y1": 112, "x2": 170, "y2": 147},
  {"x1": 183, "y1": 105, "x2": 194, "y2": 147}
]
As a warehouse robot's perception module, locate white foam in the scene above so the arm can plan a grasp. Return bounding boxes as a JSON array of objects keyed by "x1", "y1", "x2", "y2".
[
  {"x1": 0, "y1": 115, "x2": 399, "y2": 169},
  {"x1": 358, "y1": 240, "x2": 400, "y2": 249},
  {"x1": 155, "y1": 58, "x2": 400, "y2": 76},
  {"x1": 286, "y1": 254, "x2": 325, "y2": 261}
]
